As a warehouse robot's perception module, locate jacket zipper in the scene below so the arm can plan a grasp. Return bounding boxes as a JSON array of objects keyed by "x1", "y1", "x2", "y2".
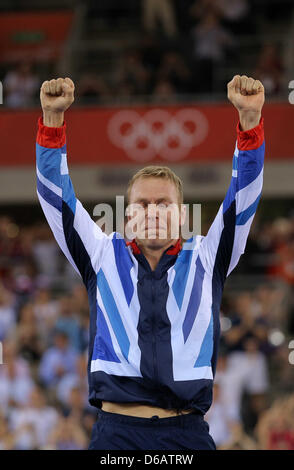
[{"x1": 151, "y1": 275, "x2": 158, "y2": 382}]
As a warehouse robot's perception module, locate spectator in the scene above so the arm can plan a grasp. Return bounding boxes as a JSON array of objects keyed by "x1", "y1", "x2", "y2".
[
  {"x1": 189, "y1": 0, "x2": 222, "y2": 23},
  {"x1": 224, "y1": 336, "x2": 269, "y2": 433},
  {"x1": 64, "y1": 386, "x2": 90, "y2": 421},
  {"x1": 0, "y1": 282, "x2": 16, "y2": 341},
  {"x1": 55, "y1": 295, "x2": 83, "y2": 352},
  {"x1": 269, "y1": 344, "x2": 294, "y2": 395},
  {"x1": 206, "y1": 373, "x2": 259, "y2": 448},
  {"x1": 139, "y1": 34, "x2": 162, "y2": 76},
  {"x1": 0, "y1": 412, "x2": 15, "y2": 450},
  {"x1": 253, "y1": 44, "x2": 284, "y2": 96},
  {"x1": 206, "y1": 381, "x2": 241, "y2": 448},
  {"x1": 3, "y1": 61, "x2": 40, "y2": 108},
  {"x1": 191, "y1": 10, "x2": 235, "y2": 92},
  {"x1": 254, "y1": 283, "x2": 288, "y2": 333},
  {"x1": 32, "y1": 287, "x2": 59, "y2": 344},
  {"x1": 271, "y1": 236, "x2": 294, "y2": 285},
  {"x1": 9, "y1": 386, "x2": 58, "y2": 450},
  {"x1": 38, "y1": 331, "x2": 78, "y2": 388},
  {"x1": 77, "y1": 72, "x2": 110, "y2": 104},
  {"x1": 16, "y1": 302, "x2": 43, "y2": 364},
  {"x1": 0, "y1": 340, "x2": 34, "y2": 410},
  {"x1": 67, "y1": 284, "x2": 89, "y2": 351},
  {"x1": 223, "y1": 291, "x2": 271, "y2": 354},
  {"x1": 218, "y1": 0, "x2": 249, "y2": 22},
  {"x1": 152, "y1": 79, "x2": 176, "y2": 103},
  {"x1": 220, "y1": 292, "x2": 271, "y2": 432},
  {"x1": 57, "y1": 354, "x2": 88, "y2": 408},
  {"x1": 256, "y1": 395, "x2": 294, "y2": 450},
  {"x1": 267, "y1": 217, "x2": 294, "y2": 284},
  {"x1": 31, "y1": 223, "x2": 61, "y2": 285},
  {"x1": 70, "y1": 284, "x2": 88, "y2": 315},
  {"x1": 0, "y1": 216, "x2": 22, "y2": 263},
  {"x1": 62, "y1": 256, "x2": 82, "y2": 290},
  {"x1": 156, "y1": 51, "x2": 192, "y2": 94},
  {"x1": 10, "y1": 261, "x2": 36, "y2": 300},
  {"x1": 115, "y1": 49, "x2": 150, "y2": 96},
  {"x1": 218, "y1": 0, "x2": 252, "y2": 34},
  {"x1": 142, "y1": 0, "x2": 177, "y2": 37},
  {"x1": 47, "y1": 415, "x2": 88, "y2": 450}
]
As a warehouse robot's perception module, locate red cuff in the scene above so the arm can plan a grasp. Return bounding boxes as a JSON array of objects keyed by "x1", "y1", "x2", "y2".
[
  {"x1": 36, "y1": 116, "x2": 66, "y2": 148},
  {"x1": 237, "y1": 116, "x2": 264, "y2": 151}
]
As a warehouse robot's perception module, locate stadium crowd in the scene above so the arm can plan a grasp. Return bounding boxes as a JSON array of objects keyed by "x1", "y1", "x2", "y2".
[
  {"x1": 0, "y1": 208, "x2": 293, "y2": 450},
  {"x1": 0, "y1": 0, "x2": 289, "y2": 108}
]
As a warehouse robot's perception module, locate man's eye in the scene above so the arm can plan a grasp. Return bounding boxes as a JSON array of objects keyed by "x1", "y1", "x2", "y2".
[{"x1": 157, "y1": 203, "x2": 168, "y2": 209}]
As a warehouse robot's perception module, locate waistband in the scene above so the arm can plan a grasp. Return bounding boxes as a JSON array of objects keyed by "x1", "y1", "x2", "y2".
[{"x1": 96, "y1": 408, "x2": 204, "y2": 427}]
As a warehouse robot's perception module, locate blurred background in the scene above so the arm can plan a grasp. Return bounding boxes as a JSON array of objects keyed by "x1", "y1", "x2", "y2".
[{"x1": 0, "y1": 0, "x2": 294, "y2": 450}]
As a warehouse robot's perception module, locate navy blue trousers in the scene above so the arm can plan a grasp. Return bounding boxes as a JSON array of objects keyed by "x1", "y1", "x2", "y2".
[{"x1": 89, "y1": 409, "x2": 216, "y2": 450}]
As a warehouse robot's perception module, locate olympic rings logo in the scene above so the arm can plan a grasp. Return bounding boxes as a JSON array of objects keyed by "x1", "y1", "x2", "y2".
[{"x1": 107, "y1": 109, "x2": 209, "y2": 162}]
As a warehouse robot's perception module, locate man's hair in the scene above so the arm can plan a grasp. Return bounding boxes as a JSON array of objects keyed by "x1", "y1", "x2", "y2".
[{"x1": 127, "y1": 166, "x2": 183, "y2": 204}]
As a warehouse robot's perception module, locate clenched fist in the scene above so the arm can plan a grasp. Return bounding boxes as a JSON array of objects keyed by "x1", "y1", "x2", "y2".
[
  {"x1": 40, "y1": 77, "x2": 75, "y2": 127},
  {"x1": 227, "y1": 75, "x2": 265, "y2": 131}
]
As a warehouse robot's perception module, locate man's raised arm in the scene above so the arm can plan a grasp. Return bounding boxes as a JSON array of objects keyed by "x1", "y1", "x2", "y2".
[
  {"x1": 36, "y1": 77, "x2": 109, "y2": 284},
  {"x1": 199, "y1": 75, "x2": 265, "y2": 282}
]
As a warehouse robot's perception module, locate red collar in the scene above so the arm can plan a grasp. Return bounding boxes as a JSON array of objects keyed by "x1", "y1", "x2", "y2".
[
  {"x1": 126, "y1": 239, "x2": 141, "y2": 255},
  {"x1": 126, "y1": 238, "x2": 182, "y2": 255}
]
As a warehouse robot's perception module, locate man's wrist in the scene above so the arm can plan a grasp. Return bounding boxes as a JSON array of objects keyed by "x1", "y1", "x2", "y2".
[
  {"x1": 238, "y1": 110, "x2": 261, "y2": 131},
  {"x1": 43, "y1": 110, "x2": 64, "y2": 127}
]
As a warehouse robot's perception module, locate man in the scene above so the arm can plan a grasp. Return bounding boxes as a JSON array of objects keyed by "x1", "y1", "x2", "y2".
[{"x1": 36, "y1": 75, "x2": 265, "y2": 450}]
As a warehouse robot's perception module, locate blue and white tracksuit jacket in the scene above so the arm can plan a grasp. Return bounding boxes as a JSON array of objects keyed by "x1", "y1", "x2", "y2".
[{"x1": 36, "y1": 116, "x2": 265, "y2": 415}]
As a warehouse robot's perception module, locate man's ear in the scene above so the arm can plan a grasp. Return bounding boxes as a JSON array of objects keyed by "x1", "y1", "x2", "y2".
[
  {"x1": 180, "y1": 203, "x2": 186, "y2": 227},
  {"x1": 125, "y1": 203, "x2": 131, "y2": 222}
]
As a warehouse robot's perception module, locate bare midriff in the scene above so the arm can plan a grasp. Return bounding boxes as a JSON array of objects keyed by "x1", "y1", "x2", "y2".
[{"x1": 101, "y1": 401, "x2": 195, "y2": 418}]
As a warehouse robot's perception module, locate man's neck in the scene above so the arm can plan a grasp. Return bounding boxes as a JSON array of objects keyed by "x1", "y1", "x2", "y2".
[{"x1": 137, "y1": 238, "x2": 178, "y2": 271}]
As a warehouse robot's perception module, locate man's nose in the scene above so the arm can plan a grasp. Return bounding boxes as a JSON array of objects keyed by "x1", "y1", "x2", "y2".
[{"x1": 146, "y1": 204, "x2": 158, "y2": 218}]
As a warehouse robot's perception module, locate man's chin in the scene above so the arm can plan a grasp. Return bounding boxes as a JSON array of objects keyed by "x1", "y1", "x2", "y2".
[{"x1": 138, "y1": 237, "x2": 170, "y2": 251}]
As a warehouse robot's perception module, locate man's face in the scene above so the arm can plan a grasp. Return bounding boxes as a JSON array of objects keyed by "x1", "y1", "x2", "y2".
[
  {"x1": 55, "y1": 333, "x2": 68, "y2": 350},
  {"x1": 127, "y1": 177, "x2": 185, "y2": 250}
]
